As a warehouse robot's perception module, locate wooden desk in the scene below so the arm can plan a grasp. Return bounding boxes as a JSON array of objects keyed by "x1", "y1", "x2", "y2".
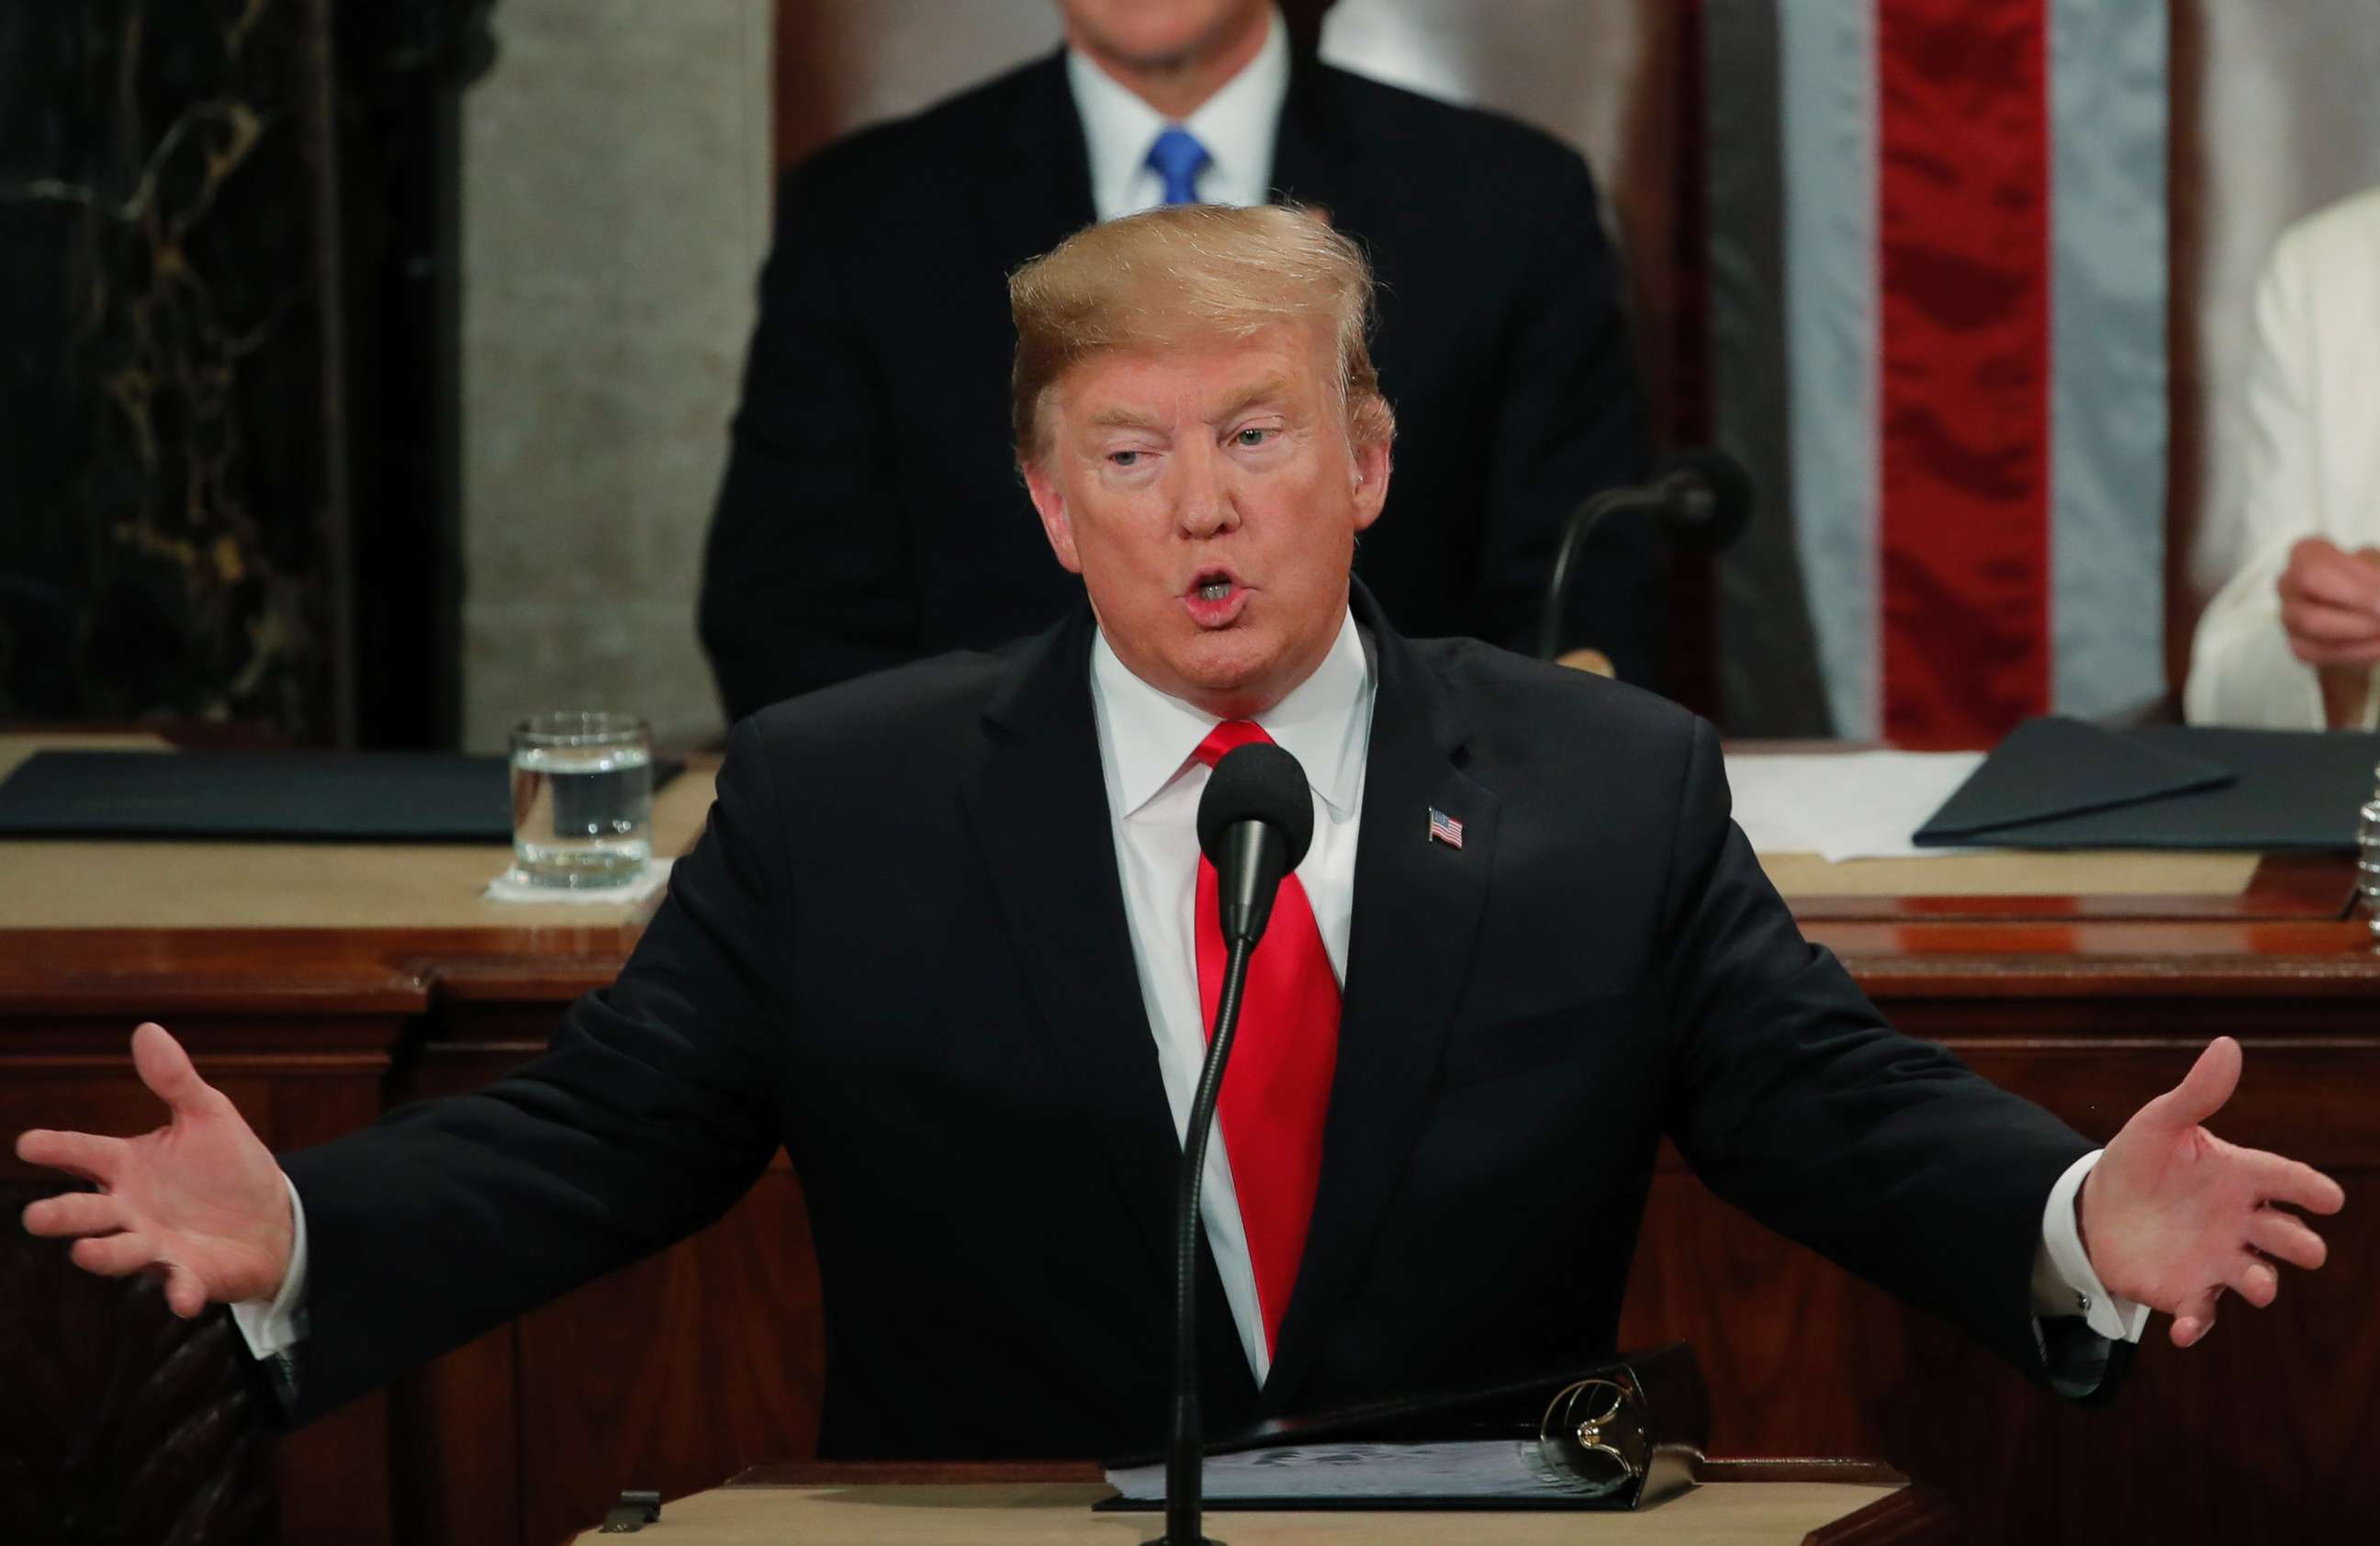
[
  {"x1": 3, "y1": 739, "x2": 2374, "y2": 1545},
  {"x1": 564, "y1": 1461, "x2": 1949, "y2": 1545}
]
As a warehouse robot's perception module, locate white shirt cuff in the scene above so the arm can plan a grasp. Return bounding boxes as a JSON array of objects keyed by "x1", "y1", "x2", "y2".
[
  {"x1": 2031, "y1": 1149, "x2": 2151, "y2": 1343},
  {"x1": 229, "y1": 1172, "x2": 309, "y2": 1360}
]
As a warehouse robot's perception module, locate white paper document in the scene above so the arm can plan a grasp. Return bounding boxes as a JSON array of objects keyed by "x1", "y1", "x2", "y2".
[
  {"x1": 1723, "y1": 750, "x2": 1988, "y2": 863},
  {"x1": 1106, "y1": 1440, "x2": 1613, "y2": 1504}
]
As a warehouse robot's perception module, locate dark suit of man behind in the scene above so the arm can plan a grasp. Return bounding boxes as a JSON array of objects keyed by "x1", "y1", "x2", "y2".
[
  {"x1": 699, "y1": 47, "x2": 1653, "y2": 722},
  {"x1": 276, "y1": 589, "x2": 2097, "y2": 1455}
]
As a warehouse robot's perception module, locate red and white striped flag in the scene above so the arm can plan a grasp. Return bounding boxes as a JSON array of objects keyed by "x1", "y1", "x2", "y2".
[{"x1": 1711, "y1": 0, "x2": 2169, "y2": 745}]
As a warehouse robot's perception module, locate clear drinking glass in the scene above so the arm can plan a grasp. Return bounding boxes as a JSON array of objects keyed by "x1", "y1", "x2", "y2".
[{"x1": 509, "y1": 711, "x2": 653, "y2": 888}]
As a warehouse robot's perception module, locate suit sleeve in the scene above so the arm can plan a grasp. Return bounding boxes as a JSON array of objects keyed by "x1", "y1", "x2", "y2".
[
  {"x1": 1481, "y1": 151, "x2": 1653, "y2": 676},
  {"x1": 275, "y1": 720, "x2": 791, "y2": 1423},
  {"x1": 2184, "y1": 223, "x2": 2357, "y2": 729},
  {"x1": 1655, "y1": 718, "x2": 2125, "y2": 1395},
  {"x1": 700, "y1": 167, "x2": 920, "y2": 723}
]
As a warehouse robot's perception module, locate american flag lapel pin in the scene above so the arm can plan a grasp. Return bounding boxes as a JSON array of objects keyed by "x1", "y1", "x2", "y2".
[{"x1": 1427, "y1": 806, "x2": 1464, "y2": 849}]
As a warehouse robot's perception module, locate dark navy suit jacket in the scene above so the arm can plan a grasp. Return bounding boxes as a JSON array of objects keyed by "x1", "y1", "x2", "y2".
[
  {"x1": 697, "y1": 48, "x2": 1655, "y2": 723},
  {"x1": 279, "y1": 591, "x2": 2118, "y2": 1455}
]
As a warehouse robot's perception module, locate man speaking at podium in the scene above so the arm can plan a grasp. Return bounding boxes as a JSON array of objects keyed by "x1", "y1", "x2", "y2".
[{"x1": 17, "y1": 207, "x2": 2343, "y2": 1458}]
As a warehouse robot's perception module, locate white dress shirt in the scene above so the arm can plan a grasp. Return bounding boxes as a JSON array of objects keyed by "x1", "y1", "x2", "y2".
[
  {"x1": 1090, "y1": 607, "x2": 1372, "y2": 1383},
  {"x1": 1065, "y1": 6, "x2": 1290, "y2": 222},
  {"x1": 236, "y1": 606, "x2": 2146, "y2": 1374}
]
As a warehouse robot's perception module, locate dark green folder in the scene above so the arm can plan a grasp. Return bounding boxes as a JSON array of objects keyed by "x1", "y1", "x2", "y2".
[
  {"x1": 0, "y1": 750, "x2": 682, "y2": 842},
  {"x1": 1914, "y1": 716, "x2": 2379, "y2": 852}
]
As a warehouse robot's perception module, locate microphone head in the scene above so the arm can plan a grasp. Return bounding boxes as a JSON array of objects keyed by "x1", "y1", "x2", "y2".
[
  {"x1": 1196, "y1": 741, "x2": 1316, "y2": 873},
  {"x1": 1655, "y1": 447, "x2": 1756, "y2": 551}
]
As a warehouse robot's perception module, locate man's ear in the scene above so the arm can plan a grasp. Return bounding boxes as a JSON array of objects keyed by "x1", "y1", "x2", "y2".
[
  {"x1": 1023, "y1": 454, "x2": 1083, "y2": 575},
  {"x1": 1350, "y1": 432, "x2": 1392, "y2": 532}
]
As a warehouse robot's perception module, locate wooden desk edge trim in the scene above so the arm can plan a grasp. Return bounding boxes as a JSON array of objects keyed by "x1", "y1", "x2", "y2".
[
  {"x1": 1835, "y1": 953, "x2": 2380, "y2": 995},
  {"x1": 727, "y1": 1460, "x2": 1105, "y2": 1488},
  {"x1": 1780, "y1": 853, "x2": 2354, "y2": 924},
  {"x1": 421, "y1": 956, "x2": 633, "y2": 1003},
  {"x1": 0, "y1": 984, "x2": 430, "y2": 1015}
]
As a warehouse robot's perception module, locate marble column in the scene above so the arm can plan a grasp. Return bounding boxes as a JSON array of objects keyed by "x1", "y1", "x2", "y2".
[{"x1": 0, "y1": 0, "x2": 342, "y2": 737}]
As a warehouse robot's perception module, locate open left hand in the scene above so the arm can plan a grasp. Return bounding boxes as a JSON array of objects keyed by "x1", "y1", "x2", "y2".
[
  {"x1": 17, "y1": 1023, "x2": 294, "y2": 1316},
  {"x1": 2078, "y1": 1036, "x2": 2344, "y2": 1348}
]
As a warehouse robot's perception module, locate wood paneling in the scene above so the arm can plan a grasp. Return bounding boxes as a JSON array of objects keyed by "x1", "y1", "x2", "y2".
[
  {"x1": 0, "y1": 1003, "x2": 399, "y2": 1546},
  {"x1": 373, "y1": 990, "x2": 827, "y2": 1546},
  {"x1": 511, "y1": 1169, "x2": 823, "y2": 1546},
  {"x1": 1616, "y1": 904, "x2": 2380, "y2": 1546}
]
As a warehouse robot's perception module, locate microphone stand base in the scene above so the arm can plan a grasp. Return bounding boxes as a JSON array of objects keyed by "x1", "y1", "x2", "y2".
[{"x1": 1142, "y1": 1537, "x2": 1226, "y2": 1545}]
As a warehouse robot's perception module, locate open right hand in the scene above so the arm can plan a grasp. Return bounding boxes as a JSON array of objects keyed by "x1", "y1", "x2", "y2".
[
  {"x1": 17, "y1": 1022, "x2": 294, "y2": 1317},
  {"x1": 2277, "y1": 539, "x2": 2380, "y2": 726},
  {"x1": 2278, "y1": 537, "x2": 2380, "y2": 666}
]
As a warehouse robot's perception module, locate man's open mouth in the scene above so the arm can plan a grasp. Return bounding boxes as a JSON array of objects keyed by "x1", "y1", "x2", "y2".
[{"x1": 1183, "y1": 569, "x2": 1251, "y2": 626}]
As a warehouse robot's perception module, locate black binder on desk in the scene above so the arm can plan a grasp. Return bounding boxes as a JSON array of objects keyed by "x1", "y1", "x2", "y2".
[
  {"x1": 1097, "y1": 1343, "x2": 1707, "y2": 1512},
  {"x1": 1913, "y1": 718, "x2": 2379, "y2": 852},
  {"x1": 0, "y1": 750, "x2": 683, "y2": 842}
]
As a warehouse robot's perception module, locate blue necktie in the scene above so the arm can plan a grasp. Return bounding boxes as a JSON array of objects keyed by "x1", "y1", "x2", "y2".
[{"x1": 1146, "y1": 127, "x2": 1211, "y2": 206}]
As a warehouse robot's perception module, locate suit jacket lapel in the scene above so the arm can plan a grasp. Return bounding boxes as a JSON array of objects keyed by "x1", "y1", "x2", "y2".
[
  {"x1": 960, "y1": 608, "x2": 1179, "y2": 1281},
  {"x1": 1263, "y1": 589, "x2": 1501, "y2": 1405},
  {"x1": 982, "y1": 50, "x2": 1098, "y2": 267},
  {"x1": 1268, "y1": 50, "x2": 1359, "y2": 218}
]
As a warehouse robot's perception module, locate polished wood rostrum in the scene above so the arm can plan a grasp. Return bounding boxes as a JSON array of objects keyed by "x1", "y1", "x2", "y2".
[{"x1": 3, "y1": 748, "x2": 2374, "y2": 1546}]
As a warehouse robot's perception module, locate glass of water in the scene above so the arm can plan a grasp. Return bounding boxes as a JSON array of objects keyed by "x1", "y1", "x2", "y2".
[{"x1": 510, "y1": 711, "x2": 653, "y2": 888}]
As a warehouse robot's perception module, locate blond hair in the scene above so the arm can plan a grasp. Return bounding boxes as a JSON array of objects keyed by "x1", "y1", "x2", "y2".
[{"x1": 1007, "y1": 203, "x2": 1396, "y2": 465}]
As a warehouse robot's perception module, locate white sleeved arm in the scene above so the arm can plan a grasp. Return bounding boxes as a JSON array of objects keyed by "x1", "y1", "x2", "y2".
[
  {"x1": 229, "y1": 1172, "x2": 309, "y2": 1361},
  {"x1": 2184, "y1": 220, "x2": 2376, "y2": 730}
]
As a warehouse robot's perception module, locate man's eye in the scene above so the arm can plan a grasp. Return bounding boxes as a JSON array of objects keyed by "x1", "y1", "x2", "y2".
[
  {"x1": 1109, "y1": 450, "x2": 1141, "y2": 466},
  {"x1": 1236, "y1": 428, "x2": 1274, "y2": 447}
]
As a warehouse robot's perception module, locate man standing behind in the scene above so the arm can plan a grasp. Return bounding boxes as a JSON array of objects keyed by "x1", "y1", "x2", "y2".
[{"x1": 699, "y1": 0, "x2": 1652, "y2": 723}]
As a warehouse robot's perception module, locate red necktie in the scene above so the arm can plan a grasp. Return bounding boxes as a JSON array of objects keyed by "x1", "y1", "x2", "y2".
[{"x1": 1193, "y1": 721, "x2": 1342, "y2": 1361}]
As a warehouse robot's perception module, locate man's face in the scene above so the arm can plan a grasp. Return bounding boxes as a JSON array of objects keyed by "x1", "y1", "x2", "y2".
[
  {"x1": 1053, "y1": 0, "x2": 1269, "y2": 71},
  {"x1": 1024, "y1": 323, "x2": 1391, "y2": 718}
]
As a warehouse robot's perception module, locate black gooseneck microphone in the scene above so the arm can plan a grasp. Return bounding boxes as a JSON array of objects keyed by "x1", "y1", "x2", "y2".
[
  {"x1": 1151, "y1": 740, "x2": 1316, "y2": 1546},
  {"x1": 1535, "y1": 446, "x2": 1758, "y2": 663}
]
